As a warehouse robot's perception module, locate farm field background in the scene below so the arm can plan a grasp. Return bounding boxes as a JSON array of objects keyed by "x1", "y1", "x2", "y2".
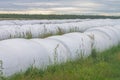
[{"x1": 0, "y1": 14, "x2": 120, "y2": 20}]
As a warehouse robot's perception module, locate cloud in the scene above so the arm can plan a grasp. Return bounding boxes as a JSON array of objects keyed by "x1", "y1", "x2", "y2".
[
  {"x1": 13, "y1": 2, "x2": 60, "y2": 7},
  {"x1": 0, "y1": 0, "x2": 119, "y2": 15},
  {"x1": 0, "y1": 10, "x2": 54, "y2": 14}
]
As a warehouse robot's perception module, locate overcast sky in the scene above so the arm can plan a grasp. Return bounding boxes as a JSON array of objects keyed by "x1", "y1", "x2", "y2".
[{"x1": 0, "y1": 0, "x2": 120, "y2": 15}]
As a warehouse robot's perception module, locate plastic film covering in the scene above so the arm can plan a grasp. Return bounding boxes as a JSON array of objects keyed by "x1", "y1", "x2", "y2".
[
  {"x1": 48, "y1": 33, "x2": 92, "y2": 60},
  {"x1": 0, "y1": 39, "x2": 50, "y2": 76},
  {"x1": 30, "y1": 38, "x2": 70, "y2": 64},
  {"x1": 85, "y1": 26, "x2": 120, "y2": 52}
]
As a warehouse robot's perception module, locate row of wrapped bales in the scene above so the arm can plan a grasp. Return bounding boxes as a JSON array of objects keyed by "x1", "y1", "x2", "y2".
[
  {"x1": 0, "y1": 25, "x2": 120, "y2": 76},
  {"x1": 0, "y1": 19, "x2": 120, "y2": 40},
  {"x1": 0, "y1": 19, "x2": 85, "y2": 26},
  {"x1": 0, "y1": 33, "x2": 92, "y2": 76}
]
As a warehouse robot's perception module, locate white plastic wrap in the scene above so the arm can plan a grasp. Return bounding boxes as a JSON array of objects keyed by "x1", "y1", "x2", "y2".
[
  {"x1": 48, "y1": 33, "x2": 92, "y2": 60},
  {"x1": 31, "y1": 38, "x2": 70, "y2": 64},
  {"x1": 85, "y1": 26, "x2": 120, "y2": 52},
  {"x1": 85, "y1": 31, "x2": 113, "y2": 52},
  {"x1": 0, "y1": 39, "x2": 50, "y2": 76}
]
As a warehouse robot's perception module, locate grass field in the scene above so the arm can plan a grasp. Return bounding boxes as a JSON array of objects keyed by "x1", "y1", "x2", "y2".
[{"x1": 2, "y1": 45, "x2": 120, "y2": 80}]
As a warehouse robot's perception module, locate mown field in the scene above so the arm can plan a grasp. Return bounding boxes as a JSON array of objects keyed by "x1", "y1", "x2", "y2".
[
  {"x1": 1, "y1": 45, "x2": 120, "y2": 80},
  {"x1": 0, "y1": 14, "x2": 120, "y2": 20}
]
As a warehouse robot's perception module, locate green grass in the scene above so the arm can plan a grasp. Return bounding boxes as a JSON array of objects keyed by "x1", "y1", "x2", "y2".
[{"x1": 2, "y1": 45, "x2": 120, "y2": 80}]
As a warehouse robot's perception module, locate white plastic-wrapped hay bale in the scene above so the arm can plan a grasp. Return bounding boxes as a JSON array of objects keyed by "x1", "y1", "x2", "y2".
[
  {"x1": 104, "y1": 26, "x2": 120, "y2": 42},
  {"x1": 113, "y1": 25, "x2": 120, "y2": 42},
  {"x1": 85, "y1": 31, "x2": 113, "y2": 52},
  {"x1": 48, "y1": 33, "x2": 92, "y2": 60},
  {"x1": 63, "y1": 33, "x2": 92, "y2": 58},
  {"x1": 85, "y1": 26, "x2": 120, "y2": 52},
  {"x1": 31, "y1": 38, "x2": 70, "y2": 64},
  {"x1": 86, "y1": 27, "x2": 120, "y2": 45},
  {"x1": 0, "y1": 39, "x2": 50, "y2": 76}
]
